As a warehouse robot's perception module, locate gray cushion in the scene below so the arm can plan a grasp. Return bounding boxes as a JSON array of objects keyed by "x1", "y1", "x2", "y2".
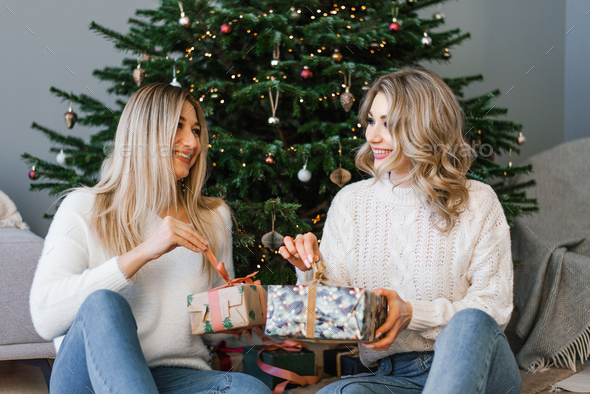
[{"x1": 0, "y1": 228, "x2": 54, "y2": 355}]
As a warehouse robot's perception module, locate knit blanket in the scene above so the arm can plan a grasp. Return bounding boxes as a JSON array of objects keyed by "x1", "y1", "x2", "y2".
[
  {"x1": 511, "y1": 138, "x2": 590, "y2": 373},
  {"x1": 0, "y1": 190, "x2": 29, "y2": 230}
]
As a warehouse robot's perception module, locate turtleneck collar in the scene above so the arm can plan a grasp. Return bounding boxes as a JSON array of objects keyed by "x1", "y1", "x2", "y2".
[{"x1": 373, "y1": 172, "x2": 424, "y2": 207}]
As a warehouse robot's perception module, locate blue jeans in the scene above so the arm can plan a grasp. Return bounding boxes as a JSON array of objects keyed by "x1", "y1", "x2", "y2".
[
  {"x1": 49, "y1": 289, "x2": 272, "y2": 394},
  {"x1": 317, "y1": 308, "x2": 521, "y2": 394}
]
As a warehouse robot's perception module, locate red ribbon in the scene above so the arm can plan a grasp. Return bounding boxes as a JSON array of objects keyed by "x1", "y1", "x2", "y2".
[
  {"x1": 212, "y1": 341, "x2": 244, "y2": 372},
  {"x1": 256, "y1": 339, "x2": 321, "y2": 394},
  {"x1": 204, "y1": 249, "x2": 267, "y2": 333}
]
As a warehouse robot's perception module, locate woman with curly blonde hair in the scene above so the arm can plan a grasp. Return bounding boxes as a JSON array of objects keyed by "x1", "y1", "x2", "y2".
[
  {"x1": 280, "y1": 67, "x2": 521, "y2": 393},
  {"x1": 30, "y1": 83, "x2": 270, "y2": 393}
]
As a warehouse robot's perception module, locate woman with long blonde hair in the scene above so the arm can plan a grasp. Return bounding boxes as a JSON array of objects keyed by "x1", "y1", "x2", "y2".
[
  {"x1": 280, "y1": 67, "x2": 521, "y2": 393},
  {"x1": 30, "y1": 83, "x2": 270, "y2": 393}
]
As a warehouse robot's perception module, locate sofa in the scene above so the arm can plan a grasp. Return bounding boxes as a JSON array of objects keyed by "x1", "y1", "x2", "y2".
[{"x1": 0, "y1": 227, "x2": 55, "y2": 388}]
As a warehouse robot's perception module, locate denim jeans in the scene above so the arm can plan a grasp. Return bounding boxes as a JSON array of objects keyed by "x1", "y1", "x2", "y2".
[
  {"x1": 49, "y1": 289, "x2": 272, "y2": 394},
  {"x1": 317, "y1": 308, "x2": 522, "y2": 394}
]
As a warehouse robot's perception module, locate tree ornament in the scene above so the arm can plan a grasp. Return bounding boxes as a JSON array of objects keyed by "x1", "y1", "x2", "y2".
[
  {"x1": 301, "y1": 66, "x2": 313, "y2": 79},
  {"x1": 421, "y1": 32, "x2": 432, "y2": 46},
  {"x1": 432, "y1": 11, "x2": 445, "y2": 19},
  {"x1": 211, "y1": 88, "x2": 218, "y2": 98},
  {"x1": 267, "y1": 84, "x2": 280, "y2": 126},
  {"x1": 517, "y1": 132, "x2": 526, "y2": 145},
  {"x1": 442, "y1": 48, "x2": 451, "y2": 59},
  {"x1": 178, "y1": 2, "x2": 190, "y2": 28},
  {"x1": 261, "y1": 206, "x2": 283, "y2": 251},
  {"x1": 265, "y1": 155, "x2": 276, "y2": 166},
  {"x1": 221, "y1": 23, "x2": 232, "y2": 34},
  {"x1": 340, "y1": 70, "x2": 354, "y2": 112},
  {"x1": 133, "y1": 53, "x2": 145, "y2": 86},
  {"x1": 330, "y1": 142, "x2": 351, "y2": 187},
  {"x1": 290, "y1": 8, "x2": 301, "y2": 20},
  {"x1": 298, "y1": 159, "x2": 312, "y2": 182},
  {"x1": 56, "y1": 149, "x2": 67, "y2": 165},
  {"x1": 331, "y1": 49, "x2": 342, "y2": 62},
  {"x1": 64, "y1": 101, "x2": 78, "y2": 129},
  {"x1": 330, "y1": 168, "x2": 351, "y2": 188},
  {"x1": 389, "y1": 5, "x2": 401, "y2": 32},
  {"x1": 28, "y1": 165, "x2": 38, "y2": 180},
  {"x1": 170, "y1": 63, "x2": 181, "y2": 87},
  {"x1": 271, "y1": 43, "x2": 280, "y2": 67}
]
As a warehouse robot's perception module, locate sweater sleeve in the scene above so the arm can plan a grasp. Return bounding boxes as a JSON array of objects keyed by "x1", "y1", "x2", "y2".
[
  {"x1": 295, "y1": 190, "x2": 352, "y2": 286},
  {"x1": 29, "y1": 193, "x2": 132, "y2": 341},
  {"x1": 405, "y1": 196, "x2": 514, "y2": 338}
]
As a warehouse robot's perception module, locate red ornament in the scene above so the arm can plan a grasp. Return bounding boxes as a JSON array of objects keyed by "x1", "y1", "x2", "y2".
[
  {"x1": 221, "y1": 24, "x2": 232, "y2": 34},
  {"x1": 389, "y1": 22, "x2": 400, "y2": 31},
  {"x1": 301, "y1": 67, "x2": 313, "y2": 79},
  {"x1": 28, "y1": 166, "x2": 38, "y2": 180}
]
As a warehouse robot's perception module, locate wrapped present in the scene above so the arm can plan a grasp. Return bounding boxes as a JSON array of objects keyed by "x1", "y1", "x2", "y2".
[
  {"x1": 243, "y1": 340, "x2": 320, "y2": 393},
  {"x1": 188, "y1": 249, "x2": 267, "y2": 335},
  {"x1": 265, "y1": 261, "x2": 388, "y2": 342},
  {"x1": 211, "y1": 341, "x2": 244, "y2": 372},
  {"x1": 323, "y1": 346, "x2": 375, "y2": 377}
]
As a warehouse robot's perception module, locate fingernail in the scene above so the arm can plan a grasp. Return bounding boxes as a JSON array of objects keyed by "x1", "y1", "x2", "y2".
[
  {"x1": 307, "y1": 254, "x2": 313, "y2": 263},
  {"x1": 294, "y1": 253, "x2": 300, "y2": 259},
  {"x1": 375, "y1": 332, "x2": 382, "y2": 339},
  {"x1": 362, "y1": 344, "x2": 374, "y2": 348}
]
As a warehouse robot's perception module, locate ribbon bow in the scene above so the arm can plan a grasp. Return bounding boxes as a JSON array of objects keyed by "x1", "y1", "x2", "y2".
[
  {"x1": 256, "y1": 339, "x2": 321, "y2": 394},
  {"x1": 212, "y1": 341, "x2": 244, "y2": 372},
  {"x1": 299, "y1": 260, "x2": 338, "y2": 338},
  {"x1": 202, "y1": 249, "x2": 267, "y2": 333}
]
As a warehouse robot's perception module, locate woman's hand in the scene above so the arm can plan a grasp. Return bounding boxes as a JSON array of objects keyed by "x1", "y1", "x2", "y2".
[
  {"x1": 363, "y1": 288, "x2": 413, "y2": 351},
  {"x1": 279, "y1": 233, "x2": 322, "y2": 271},
  {"x1": 119, "y1": 216, "x2": 209, "y2": 279}
]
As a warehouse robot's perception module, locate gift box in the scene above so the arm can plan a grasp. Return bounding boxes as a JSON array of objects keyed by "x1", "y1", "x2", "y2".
[
  {"x1": 264, "y1": 262, "x2": 388, "y2": 342},
  {"x1": 211, "y1": 341, "x2": 244, "y2": 372},
  {"x1": 243, "y1": 341, "x2": 320, "y2": 392},
  {"x1": 323, "y1": 347, "x2": 375, "y2": 377},
  {"x1": 187, "y1": 249, "x2": 267, "y2": 335}
]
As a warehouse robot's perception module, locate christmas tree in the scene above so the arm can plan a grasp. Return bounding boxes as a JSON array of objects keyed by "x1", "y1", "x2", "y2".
[{"x1": 22, "y1": 0, "x2": 538, "y2": 285}]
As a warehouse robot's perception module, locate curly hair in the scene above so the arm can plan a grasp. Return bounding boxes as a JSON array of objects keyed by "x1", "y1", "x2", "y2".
[{"x1": 355, "y1": 67, "x2": 475, "y2": 232}]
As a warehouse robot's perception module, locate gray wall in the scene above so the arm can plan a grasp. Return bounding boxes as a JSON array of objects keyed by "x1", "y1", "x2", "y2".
[
  {"x1": 0, "y1": 0, "x2": 157, "y2": 238},
  {"x1": 565, "y1": 0, "x2": 590, "y2": 142},
  {"x1": 0, "y1": 0, "x2": 582, "y2": 238}
]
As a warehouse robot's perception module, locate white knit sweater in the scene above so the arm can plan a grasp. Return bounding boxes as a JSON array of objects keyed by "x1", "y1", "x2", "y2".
[
  {"x1": 296, "y1": 175, "x2": 514, "y2": 365},
  {"x1": 29, "y1": 191, "x2": 233, "y2": 371}
]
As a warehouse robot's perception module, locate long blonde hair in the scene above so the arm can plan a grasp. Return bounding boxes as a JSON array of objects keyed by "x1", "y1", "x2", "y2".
[
  {"x1": 356, "y1": 67, "x2": 474, "y2": 232},
  {"x1": 67, "y1": 83, "x2": 227, "y2": 282}
]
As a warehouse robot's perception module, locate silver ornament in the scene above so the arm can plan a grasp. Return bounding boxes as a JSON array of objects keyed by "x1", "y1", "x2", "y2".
[
  {"x1": 261, "y1": 231, "x2": 283, "y2": 251},
  {"x1": 517, "y1": 132, "x2": 526, "y2": 145},
  {"x1": 179, "y1": 12, "x2": 191, "y2": 28},
  {"x1": 268, "y1": 116, "x2": 280, "y2": 126},
  {"x1": 421, "y1": 33, "x2": 432, "y2": 46},
  {"x1": 271, "y1": 59, "x2": 279, "y2": 67},
  {"x1": 56, "y1": 149, "x2": 67, "y2": 165},
  {"x1": 291, "y1": 9, "x2": 300, "y2": 20},
  {"x1": 432, "y1": 11, "x2": 445, "y2": 19},
  {"x1": 64, "y1": 104, "x2": 78, "y2": 129},
  {"x1": 340, "y1": 87, "x2": 354, "y2": 112},
  {"x1": 170, "y1": 77, "x2": 182, "y2": 87},
  {"x1": 298, "y1": 164, "x2": 312, "y2": 182}
]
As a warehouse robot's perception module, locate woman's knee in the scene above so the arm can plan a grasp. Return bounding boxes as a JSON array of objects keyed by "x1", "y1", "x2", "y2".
[
  {"x1": 437, "y1": 308, "x2": 500, "y2": 345},
  {"x1": 79, "y1": 289, "x2": 134, "y2": 325}
]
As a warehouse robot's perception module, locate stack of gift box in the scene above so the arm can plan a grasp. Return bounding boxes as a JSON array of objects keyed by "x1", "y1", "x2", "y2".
[{"x1": 187, "y1": 256, "x2": 388, "y2": 391}]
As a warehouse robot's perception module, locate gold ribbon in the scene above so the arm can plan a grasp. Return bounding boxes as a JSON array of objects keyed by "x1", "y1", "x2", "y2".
[{"x1": 300, "y1": 260, "x2": 337, "y2": 338}]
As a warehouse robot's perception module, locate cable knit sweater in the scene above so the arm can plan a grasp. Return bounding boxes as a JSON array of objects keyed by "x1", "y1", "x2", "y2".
[
  {"x1": 296, "y1": 175, "x2": 514, "y2": 366},
  {"x1": 29, "y1": 190, "x2": 233, "y2": 371}
]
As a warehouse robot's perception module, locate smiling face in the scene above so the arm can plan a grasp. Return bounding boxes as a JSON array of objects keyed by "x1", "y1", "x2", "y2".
[
  {"x1": 365, "y1": 91, "x2": 412, "y2": 173},
  {"x1": 172, "y1": 99, "x2": 202, "y2": 181}
]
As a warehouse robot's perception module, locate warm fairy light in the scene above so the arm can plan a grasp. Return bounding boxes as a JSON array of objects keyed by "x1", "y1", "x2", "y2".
[
  {"x1": 261, "y1": 95, "x2": 264, "y2": 98},
  {"x1": 317, "y1": 9, "x2": 321, "y2": 12},
  {"x1": 353, "y1": 136, "x2": 357, "y2": 139},
  {"x1": 323, "y1": 13, "x2": 327, "y2": 16},
  {"x1": 299, "y1": 99, "x2": 303, "y2": 102},
  {"x1": 352, "y1": 128, "x2": 355, "y2": 131},
  {"x1": 220, "y1": 99, "x2": 224, "y2": 103},
  {"x1": 257, "y1": 265, "x2": 261, "y2": 268},
  {"x1": 283, "y1": 75, "x2": 286, "y2": 79},
  {"x1": 310, "y1": 54, "x2": 314, "y2": 57},
  {"x1": 242, "y1": 163, "x2": 246, "y2": 167},
  {"x1": 213, "y1": 162, "x2": 216, "y2": 166},
  {"x1": 208, "y1": 144, "x2": 212, "y2": 148},
  {"x1": 254, "y1": 32, "x2": 258, "y2": 36},
  {"x1": 357, "y1": 123, "x2": 361, "y2": 127},
  {"x1": 199, "y1": 98, "x2": 203, "y2": 102},
  {"x1": 237, "y1": 74, "x2": 241, "y2": 77},
  {"x1": 311, "y1": 16, "x2": 315, "y2": 19},
  {"x1": 351, "y1": 14, "x2": 355, "y2": 18},
  {"x1": 347, "y1": 25, "x2": 351, "y2": 29},
  {"x1": 317, "y1": 49, "x2": 321, "y2": 53},
  {"x1": 351, "y1": 7, "x2": 356, "y2": 11},
  {"x1": 231, "y1": 75, "x2": 235, "y2": 79},
  {"x1": 289, "y1": 35, "x2": 293, "y2": 39},
  {"x1": 269, "y1": 9, "x2": 273, "y2": 13},
  {"x1": 361, "y1": 5, "x2": 366, "y2": 10},
  {"x1": 239, "y1": 15, "x2": 243, "y2": 18},
  {"x1": 247, "y1": 30, "x2": 251, "y2": 33},
  {"x1": 206, "y1": 31, "x2": 210, "y2": 35}
]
